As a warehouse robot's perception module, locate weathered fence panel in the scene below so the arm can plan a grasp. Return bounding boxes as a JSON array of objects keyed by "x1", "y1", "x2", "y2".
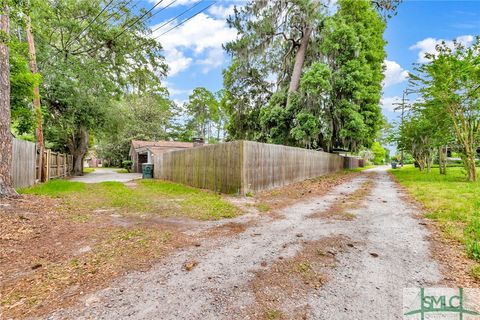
[
  {"x1": 153, "y1": 140, "x2": 363, "y2": 194},
  {"x1": 153, "y1": 141, "x2": 244, "y2": 193},
  {"x1": 11, "y1": 138, "x2": 73, "y2": 188},
  {"x1": 343, "y1": 156, "x2": 365, "y2": 169},
  {"x1": 12, "y1": 138, "x2": 36, "y2": 188},
  {"x1": 242, "y1": 141, "x2": 345, "y2": 192},
  {"x1": 45, "y1": 150, "x2": 72, "y2": 180}
]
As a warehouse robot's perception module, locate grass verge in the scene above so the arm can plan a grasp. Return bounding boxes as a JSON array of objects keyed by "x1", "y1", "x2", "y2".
[{"x1": 390, "y1": 165, "x2": 480, "y2": 274}]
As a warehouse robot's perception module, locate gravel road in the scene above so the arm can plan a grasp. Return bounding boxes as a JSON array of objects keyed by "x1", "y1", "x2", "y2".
[
  {"x1": 69, "y1": 168, "x2": 141, "y2": 183},
  {"x1": 48, "y1": 166, "x2": 441, "y2": 320}
]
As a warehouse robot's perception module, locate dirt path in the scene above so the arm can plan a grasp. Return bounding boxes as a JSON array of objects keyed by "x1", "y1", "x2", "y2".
[
  {"x1": 48, "y1": 167, "x2": 442, "y2": 320},
  {"x1": 69, "y1": 168, "x2": 141, "y2": 183}
]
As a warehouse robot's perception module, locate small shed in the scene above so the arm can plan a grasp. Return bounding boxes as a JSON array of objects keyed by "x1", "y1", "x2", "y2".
[{"x1": 129, "y1": 140, "x2": 195, "y2": 173}]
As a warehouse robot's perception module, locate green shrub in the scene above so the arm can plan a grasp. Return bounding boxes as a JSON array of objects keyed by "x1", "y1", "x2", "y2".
[{"x1": 121, "y1": 160, "x2": 132, "y2": 172}]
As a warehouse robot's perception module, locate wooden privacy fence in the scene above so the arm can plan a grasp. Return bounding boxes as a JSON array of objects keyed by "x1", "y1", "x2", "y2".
[
  {"x1": 12, "y1": 138, "x2": 36, "y2": 188},
  {"x1": 343, "y1": 156, "x2": 365, "y2": 169},
  {"x1": 11, "y1": 138, "x2": 73, "y2": 188},
  {"x1": 153, "y1": 140, "x2": 364, "y2": 194},
  {"x1": 38, "y1": 149, "x2": 73, "y2": 180}
]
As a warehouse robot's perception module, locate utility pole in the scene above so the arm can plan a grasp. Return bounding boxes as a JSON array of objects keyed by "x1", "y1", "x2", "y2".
[
  {"x1": 393, "y1": 88, "x2": 416, "y2": 166},
  {"x1": 25, "y1": 12, "x2": 45, "y2": 182}
]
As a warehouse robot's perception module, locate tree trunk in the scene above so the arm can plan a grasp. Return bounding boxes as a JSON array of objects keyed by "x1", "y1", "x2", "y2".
[
  {"x1": 426, "y1": 154, "x2": 432, "y2": 173},
  {"x1": 25, "y1": 14, "x2": 45, "y2": 181},
  {"x1": 438, "y1": 146, "x2": 447, "y2": 175},
  {"x1": 416, "y1": 155, "x2": 425, "y2": 171},
  {"x1": 0, "y1": 4, "x2": 16, "y2": 197},
  {"x1": 463, "y1": 147, "x2": 477, "y2": 182},
  {"x1": 287, "y1": 26, "x2": 312, "y2": 105},
  {"x1": 68, "y1": 127, "x2": 89, "y2": 176}
]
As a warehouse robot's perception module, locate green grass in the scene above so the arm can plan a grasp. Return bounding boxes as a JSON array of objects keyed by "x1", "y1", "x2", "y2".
[
  {"x1": 115, "y1": 169, "x2": 129, "y2": 173},
  {"x1": 390, "y1": 165, "x2": 480, "y2": 261},
  {"x1": 347, "y1": 165, "x2": 375, "y2": 172},
  {"x1": 264, "y1": 309, "x2": 283, "y2": 320},
  {"x1": 471, "y1": 264, "x2": 480, "y2": 280},
  {"x1": 83, "y1": 168, "x2": 95, "y2": 174},
  {"x1": 19, "y1": 179, "x2": 86, "y2": 197},
  {"x1": 19, "y1": 179, "x2": 239, "y2": 220}
]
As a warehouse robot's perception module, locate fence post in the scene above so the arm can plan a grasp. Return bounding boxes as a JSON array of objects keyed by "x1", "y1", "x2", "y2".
[
  {"x1": 63, "y1": 155, "x2": 66, "y2": 177},
  {"x1": 56, "y1": 153, "x2": 60, "y2": 178},
  {"x1": 45, "y1": 149, "x2": 51, "y2": 181}
]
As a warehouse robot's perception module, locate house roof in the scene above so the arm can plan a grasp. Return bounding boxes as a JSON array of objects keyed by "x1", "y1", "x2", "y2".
[
  {"x1": 131, "y1": 140, "x2": 194, "y2": 150},
  {"x1": 147, "y1": 146, "x2": 188, "y2": 155}
]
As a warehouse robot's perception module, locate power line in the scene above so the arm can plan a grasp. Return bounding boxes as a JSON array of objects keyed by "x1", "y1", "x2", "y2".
[
  {"x1": 71, "y1": 0, "x2": 137, "y2": 49},
  {"x1": 155, "y1": 2, "x2": 216, "y2": 38},
  {"x1": 114, "y1": 0, "x2": 165, "y2": 39},
  {"x1": 69, "y1": 0, "x2": 115, "y2": 46},
  {"x1": 103, "y1": 0, "x2": 137, "y2": 26},
  {"x1": 150, "y1": 1, "x2": 203, "y2": 35}
]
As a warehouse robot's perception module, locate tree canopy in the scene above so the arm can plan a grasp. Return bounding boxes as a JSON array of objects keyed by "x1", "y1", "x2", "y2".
[
  {"x1": 223, "y1": 0, "x2": 391, "y2": 152},
  {"x1": 402, "y1": 37, "x2": 480, "y2": 181}
]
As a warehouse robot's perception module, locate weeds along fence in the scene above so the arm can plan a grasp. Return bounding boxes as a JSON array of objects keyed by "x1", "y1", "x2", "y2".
[
  {"x1": 12, "y1": 138, "x2": 73, "y2": 188},
  {"x1": 153, "y1": 140, "x2": 363, "y2": 194}
]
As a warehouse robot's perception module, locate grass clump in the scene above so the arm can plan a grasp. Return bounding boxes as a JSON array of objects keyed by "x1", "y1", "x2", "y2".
[
  {"x1": 390, "y1": 165, "x2": 480, "y2": 261},
  {"x1": 83, "y1": 168, "x2": 95, "y2": 174},
  {"x1": 255, "y1": 203, "x2": 271, "y2": 213},
  {"x1": 264, "y1": 309, "x2": 283, "y2": 320},
  {"x1": 471, "y1": 264, "x2": 480, "y2": 280}
]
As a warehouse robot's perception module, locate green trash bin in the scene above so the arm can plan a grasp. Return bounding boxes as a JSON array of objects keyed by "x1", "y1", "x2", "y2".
[{"x1": 142, "y1": 163, "x2": 154, "y2": 179}]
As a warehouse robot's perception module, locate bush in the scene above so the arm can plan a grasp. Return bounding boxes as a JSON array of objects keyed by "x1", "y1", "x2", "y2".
[
  {"x1": 371, "y1": 142, "x2": 386, "y2": 165},
  {"x1": 121, "y1": 160, "x2": 132, "y2": 172}
]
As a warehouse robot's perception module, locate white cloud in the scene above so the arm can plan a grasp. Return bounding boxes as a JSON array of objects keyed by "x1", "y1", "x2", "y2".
[
  {"x1": 152, "y1": 12, "x2": 237, "y2": 76},
  {"x1": 409, "y1": 34, "x2": 474, "y2": 63},
  {"x1": 208, "y1": 4, "x2": 235, "y2": 19},
  {"x1": 381, "y1": 96, "x2": 402, "y2": 112},
  {"x1": 164, "y1": 48, "x2": 192, "y2": 76},
  {"x1": 383, "y1": 60, "x2": 408, "y2": 88},
  {"x1": 197, "y1": 47, "x2": 225, "y2": 73},
  {"x1": 164, "y1": 81, "x2": 192, "y2": 97}
]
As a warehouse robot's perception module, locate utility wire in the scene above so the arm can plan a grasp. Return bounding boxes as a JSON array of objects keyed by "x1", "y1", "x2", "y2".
[
  {"x1": 155, "y1": 2, "x2": 216, "y2": 38},
  {"x1": 71, "y1": 0, "x2": 137, "y2": 49},
  {"x1": 102, "y1": 0, "x2": 137, "y2": 26},
  {"x1": 70, "y1": 0, "x2": 115, "y2": 45},
  {"x1": 114, "y1": 0, "x2": 164, "y2": 39},
  {"x1": 150, "y1": 0, "x2": 203, "y2": 34}
]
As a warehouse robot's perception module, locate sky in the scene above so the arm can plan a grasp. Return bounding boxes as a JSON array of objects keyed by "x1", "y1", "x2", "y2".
[{"x1": 141, "y1": 0, "x2": 480, "y2": 132}]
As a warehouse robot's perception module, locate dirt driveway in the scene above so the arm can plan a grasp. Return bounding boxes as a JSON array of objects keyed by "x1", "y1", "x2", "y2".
[
  {"x1": 49, "y1": 166, "x2": 442, "y2": 319},
  {"x1": 69, "y1": 168, "x2": 141, "y2": 183}
]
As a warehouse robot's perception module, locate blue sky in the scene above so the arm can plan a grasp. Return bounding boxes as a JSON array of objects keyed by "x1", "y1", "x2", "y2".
[{"x1": 143, "y1": 0, "x2": 480, "y2": 126}]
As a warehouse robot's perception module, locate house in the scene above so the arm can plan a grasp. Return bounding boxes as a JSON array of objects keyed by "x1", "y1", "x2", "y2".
[
  {"x1": 129, "y1": 140, "x2": 198, "y2": 173},
  {"x1": 84, "y1": 149, "x2": 102, "y2": 168}
]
